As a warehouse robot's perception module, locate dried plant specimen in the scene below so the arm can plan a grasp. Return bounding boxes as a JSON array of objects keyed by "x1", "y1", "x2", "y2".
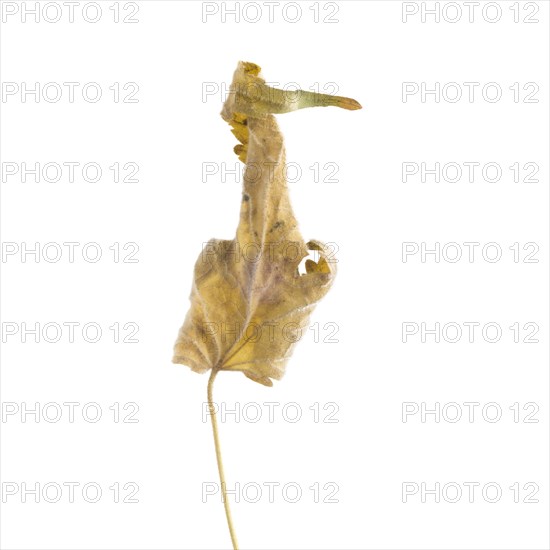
[{"x1": 173, "y1": 61, "x2": 361, "y2": 549}]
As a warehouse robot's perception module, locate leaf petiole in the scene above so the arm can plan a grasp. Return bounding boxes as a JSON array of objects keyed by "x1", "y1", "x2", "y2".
[{"x1": 207, "y1": 368, "x2": 239, "y2": 550}]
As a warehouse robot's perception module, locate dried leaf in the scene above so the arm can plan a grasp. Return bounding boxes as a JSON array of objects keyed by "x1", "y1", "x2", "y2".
[
  {"x1": 173, "y1": 62, "x2": 361, "y2": 550},
  {"x1": 173, "y1": 61, "x2": 361, "y2": 386}
]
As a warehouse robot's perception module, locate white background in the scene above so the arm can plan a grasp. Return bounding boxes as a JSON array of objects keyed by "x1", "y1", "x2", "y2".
[{"x1": 1, "y1": 1, "x2": 549, "y2": 549}]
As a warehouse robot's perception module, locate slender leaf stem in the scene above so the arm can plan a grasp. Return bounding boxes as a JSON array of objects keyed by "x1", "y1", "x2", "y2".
[{"x1": 207, "y1": 368, "x2": 239, "y2": 550}]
